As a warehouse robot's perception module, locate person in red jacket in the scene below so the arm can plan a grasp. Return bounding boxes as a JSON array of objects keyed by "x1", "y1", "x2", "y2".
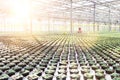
[{"x1": 78, "y1": 27, "x2": 82, "y2": 33}]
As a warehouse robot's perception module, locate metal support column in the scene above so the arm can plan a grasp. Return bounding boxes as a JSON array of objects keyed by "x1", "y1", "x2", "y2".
[
  {"x1": 64, "y1": 13, "x2": 67, "y2": 32},
  {"x1": 119, "y1": 22, "x2": 120, "y2": 32},
  {"x1": 93, "y1": 3, "x2": 96, "y2": 32},
  {"x1": 77, "y1": 20, "x2": 80, "y2": 33},
  {"x1": 65, "y1": 16, "x2": 67, "y2": 33},
  {"x1": 109, "y1": 6, "x2": 111, "y2": 32},
  {"x1": 97, "y1": 22, "x2": 99, "y2": 31},
  {"x1": 118, "y1": 13, "x2": 120, "y2": 32},
  {"x1": 70, "y1": 0, "x2": 73, "y2": 34},
  {"x1": 48, "y1": 15, "x2": 50, "y2": 33},
  {"x1": 30, "y1": 15, "x2": 32, "y2": 34},
  {"x1": 30, "y1": 0, "x2": 32, "y2": 34},
  {"x1": 52, "y1": 19, "x2": 54, "y2": 33},
  {"x1": 3, "y1": 16, "x2": 6, "y2": 33}
]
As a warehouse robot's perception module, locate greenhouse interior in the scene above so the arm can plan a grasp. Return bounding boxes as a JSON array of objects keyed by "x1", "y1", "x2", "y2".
[{"x1": 0, "y1": 0, "x2": 120, "y2": 80}]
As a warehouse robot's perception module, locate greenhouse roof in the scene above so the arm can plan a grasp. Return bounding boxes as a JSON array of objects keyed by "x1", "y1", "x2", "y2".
[{"x1": 0, "y1": 0, "x2": 120, "y2": 24}]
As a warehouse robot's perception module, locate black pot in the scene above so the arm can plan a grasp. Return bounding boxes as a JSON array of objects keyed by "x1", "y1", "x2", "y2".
[
  {"x1": 37, "y1": 66, "x2": 46, "y2": 71},
  {"x1": 81, "y1": 66, "x2": 90, "y2": 69},
  {"x1": 28, "y1": 74, "x2": 39, "y2": 80},
  {"x1": 81, "y1": 69, "x2": 90, "y2": 74},
  {"x1": 70, "y1": 69, "x2": 79, "y2": 74},
  {"x1": 115, "y1": 59, "x2": 120, "y2": 63},
  {"x1": 33, "y1": 69, "x2": 43, "y2": 76},
  {"x1": 16, "y1": 77, "x2": 23, "y2": 80},
  {"x1": 18, "y1": 63, "x2": 26, "y2": 68},
  {"x1": 101, "y1": 65, "x2": 108, "y2": 70},
  {"x1": 70, "y1": 60, "x2": 77, "y2": 63},
  {"x1": 112, "y1": 65, "x2": 119, "y2": 69},
  {"x1": 6, "y1": 69, "x2": 16, "y2": 76},
  {"x1": 116, "y1": 67, "x2": 120, "y2": 73},
  {"x1": 59, "y1": 61, "x2": 67, "y2": 66},
  {"x1": 95, "y1": 69, "x2": 104, "y2": 74},
  {"x1": 95, "y1": 73, "x2": 105, "y2": 79},
  {"x1": 0, "y1": 70, "x2": 3, "y2": 75},
  {"x1": 45, "y1": 70, "x2": 55, "y2": 75},
  {"x1": 11, "y1": 74, "x2": 23, "y2": 80},
  {"x1": 59, "y1": 66, "x2": 67, "y2": 70},
  {"x1": 69, "y1": 65, "x2": 78, "y2": 69},
  {"x1": 49, "y1": 63, "x2": 57, "y2": 66},
  {"x1": 84, "y1": 73, "x2": 93, "y2": 80},
  {"x1": 56, "y1": 74, "x2": 66, "y2": 80},
  {"x1": 113, "y1": 77, "x2": 120, "y2": 80},
  {"x1": 0, "y1": 74, "x2": 9, "y2": 80},
  {"x1": 50, "y1": 59, "x2": 58, "y2": 63},
  {"x1": 97, "y1": 78, "x2": 106, "y2": 80},
  {"x1": 25, "y1": 66, "x2": 34, "y2": 71},
  {"x1": 40, "y1": 63, "x2": 48, "y2": 67},
  {"x1": 42, "y1": 74, "x2": 53, "y2": 80},
  {"x1": 21, "y1": 70, "x2": 29, "y2": 77},
  {"x1": 13, "y1": 66, "x2": 22, "y2": 72},
  {"x1": 58, "y1": 69, "x2": 67, "y2": 74},
  {"x1": 13, "y1": 60, "x2": 20, "y2": 65},
  {"x1": 8, "y1": 63, "x2": 16, "y2": 68},
  {"x1": 30, "y1": 63, "x2": 37, "y2": 67},
  {"x1": 0, "y1": 63, "x2": 4, "y2": 67},
  {"x1": 47, "y1": 66, "x2": 56, "y2": 70},
  {"x1": 105, "y1": 69, "x2": 114, "y2": 74},
  {"x1": 0, "y1": 66, "x2": 9, "y2": 72},
  {"x1": 70, "y1": 74, "x2": 80, "y2": 80},
  {"x1": 107, "y1": 61, "x2": 115, "y2": 66},
  {"x1": 111, "y1": 73, "x2": 120, "y2": 79},
  {"x1": 91, "y1": 65, "x2": 99, "y2": 70},
  {"x1": 89, "y1": 62, "x2": 96, "y2": 66},
  {"x1": 80, "y1": 62, "x2": 87, "y2": 66}
]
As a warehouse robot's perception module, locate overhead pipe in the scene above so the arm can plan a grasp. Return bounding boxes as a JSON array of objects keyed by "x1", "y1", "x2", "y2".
[
  {"x1": 93, "y1": 3, "x2": 96, "y2": 32},
  {"x1": 109, "y1": 6, "x2": 111, "y2": 32},
  {"x1": 70, "y1": 0, "x2": 73, "y2": 34}
]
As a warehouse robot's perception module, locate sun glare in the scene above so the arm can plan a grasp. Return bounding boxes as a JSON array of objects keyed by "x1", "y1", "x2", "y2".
[
  {"x1": 11, "y1": 0, "x2": 31, "y2": 19},
  {"x1": 3, "y1": 0, "x2": 32, "y2": 32}
]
